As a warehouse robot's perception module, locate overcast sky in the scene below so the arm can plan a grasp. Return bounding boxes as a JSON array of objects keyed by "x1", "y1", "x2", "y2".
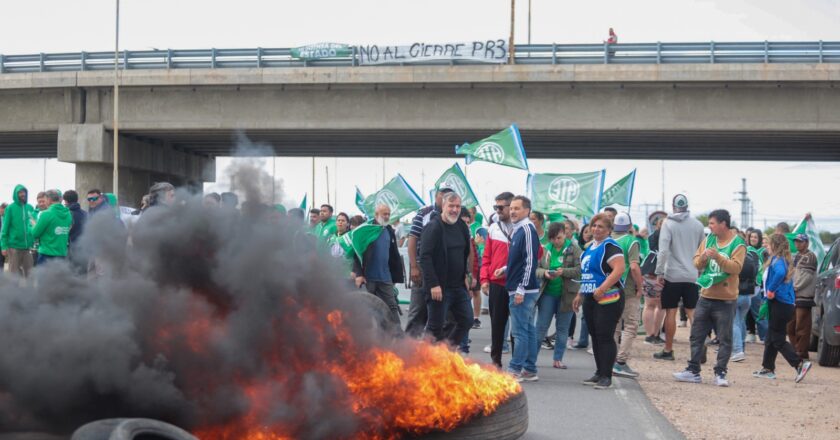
[{"x1": 2, "y1": 1, "x2": 839, "y2": 231}]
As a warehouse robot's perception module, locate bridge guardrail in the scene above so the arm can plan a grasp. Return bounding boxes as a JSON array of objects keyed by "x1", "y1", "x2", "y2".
[{"x1": 1, "y1": 41, "x2": 839, "y2": 74}]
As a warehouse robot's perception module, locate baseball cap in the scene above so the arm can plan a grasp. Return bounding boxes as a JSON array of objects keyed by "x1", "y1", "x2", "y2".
[
  {"x1": 614, "y1": 212, "x2": 632, "y2": 232},
  {"x1": 672, "y1": 194, "x2": 689, "y2": 213},
  {"x1": 794, "y1": 233, "x2": 809, "y2": 242},
  {"x1": 436, "y1": 184, "x2": 455, "y2": 194}
]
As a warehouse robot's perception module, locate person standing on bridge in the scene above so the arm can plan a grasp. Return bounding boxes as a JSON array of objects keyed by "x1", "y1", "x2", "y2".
[
  {"x1": 1, "y1": 185, "x2": 35, "y2": 278},
  {"x1": 573, "y1": 213, "x2": 625, "y2": 390}
]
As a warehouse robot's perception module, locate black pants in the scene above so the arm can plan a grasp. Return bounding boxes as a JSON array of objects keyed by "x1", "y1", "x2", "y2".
[
  {"x1": 489, "y1": 283, "x2": 511, "y2": 368},
  {"x1": 569, "y1": 311, "x2": 577, "y2": 338},
  {"x1": 583, "y1": 293, "x2": 624, "y2": 379},
  {"x1": 763, "y1": 300, "x2": 801, "y2": 371}
]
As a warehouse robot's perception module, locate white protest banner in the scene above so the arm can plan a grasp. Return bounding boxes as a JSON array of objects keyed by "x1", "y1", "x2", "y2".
[{"x1": 357, "y1": 40, "x2": 507, "y2": 65}]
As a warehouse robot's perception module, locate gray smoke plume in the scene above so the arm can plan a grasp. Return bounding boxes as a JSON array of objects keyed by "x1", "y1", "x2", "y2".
[{"x1": 0, "y1": 144, "x2": 390, "y2": 439}]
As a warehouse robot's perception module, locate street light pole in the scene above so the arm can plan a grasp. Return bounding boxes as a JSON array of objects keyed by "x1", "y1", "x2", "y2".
[
  {"x1": 113, "y1": 0, "x2": 120, "y2": 202},
  {"x1": 528, "y1": 0, "x2": 532, "y2": 46},
  {"x1": 509, "y1": 0, "x2": 516, "y2": 64}
]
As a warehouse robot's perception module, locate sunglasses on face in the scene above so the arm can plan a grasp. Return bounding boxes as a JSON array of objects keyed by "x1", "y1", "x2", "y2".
[
  {"x1": 493, "y1": 204, "x2": 509, "y2": 211},
  {"x1": 87, "y1": 196, "x2": 99, "y2": 202}
]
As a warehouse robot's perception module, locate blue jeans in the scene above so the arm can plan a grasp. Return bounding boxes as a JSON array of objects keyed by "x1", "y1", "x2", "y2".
[
  {"x1": 576, "y1": 310, "x2": 590, "y2": 348},
  {"x1": 750, "y1": 290, "x2": 768, "y2": 340},
  {"x1": 508, "y1": 293, "x2": 539, "y2": 374},
  {"x1": 732, "y1": 294, "x2": 752, "y2": 354},
  {"x1": 535, "y1": 294, "x2": 574, "y2": 362},
  {"x1": 36, "y1": 254, "x2": 64, "y2": 266},
  {"x1": 425, "y1": 287, "x2": 473, "y2": 349}
]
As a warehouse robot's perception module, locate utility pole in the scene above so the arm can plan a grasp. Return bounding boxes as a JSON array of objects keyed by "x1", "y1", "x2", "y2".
[
  {"x1": 735, "y1": 178, "x2": 750, "y2": 229},
  {"x1": 113, "y1": 0, "x2": 121, "y2": 201},
  {"x1": 660, "y1": 160, "x2": 665, "y2": 210},
  {"x1": 509, "y1": 0, "x2": 516, "y2": 64},
  {"x1": 527, "y1": 0, "x2": 532, "y2": 46}
]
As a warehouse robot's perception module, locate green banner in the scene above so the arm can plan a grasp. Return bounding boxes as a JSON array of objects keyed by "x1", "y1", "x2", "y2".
[
  {"x1": 455, "y1": 124, "x2": 529, "y2": 171},
  {"x1": 298, "y1": 194, "x2": 307, "y2": 211},
  {"x1": 433, "y1": 163, "x2": 480, "y2": 209},
  {"x1": 362, "y1": 174, "x2": 425, "y2": 220},
  {"x1": 527, "y1": 170, "x2": 606, "y2": 219},
  {"x1": 601, "y1": 169, "x2": 636, "y2": 208},
  {"x1": 290, "y1": 43, "x2": 352, "y2": 60},
  {"x1": 792, "y1": 216, "x2": 826, "y2": 265}
]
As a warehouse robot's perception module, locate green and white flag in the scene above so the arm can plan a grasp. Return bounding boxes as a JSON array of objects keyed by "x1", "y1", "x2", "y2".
[
  {"x1": 601, "y1": 169, "x2": 637, "y2": 208},
  {"x1": 433, "y1": 163, "x2": 480, "y2": 209},
  {"x1": 355, "y1": 186, "x2": 366, "y2": 214},
  {"x1": 362, "y1": 174, "x2": 425, "y2": 220},
  {"x1": 455, "y1": 124, "x2": 529, "y2": 171},
  {"x1": 527, "y1": 170, "x2": 606, "y2": 219},
  {"x1": 348, "y1": 222, "x2": 385, "y2": 257},
  {"x1": 290, "y1": 43, "x2": 352, "y2": 60},
  {"x1": 792, "y1": 216, "x2": 826, "y2": 265},
  {"x1": 299, "y1": 194, "x2": 307, "y2": 211}
]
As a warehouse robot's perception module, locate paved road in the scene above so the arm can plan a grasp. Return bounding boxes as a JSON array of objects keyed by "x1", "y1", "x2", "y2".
[{"x1": 403, "y1": 309, "x2": 684, "y2": 440}]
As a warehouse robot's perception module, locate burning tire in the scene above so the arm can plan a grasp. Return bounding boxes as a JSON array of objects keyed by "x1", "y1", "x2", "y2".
[
  {"x1": 70, "y1": 418, "x2": 196, "y2": 440},
  {"x1": 349, "y1": 290, "x2": 401, "y2": 335},
  {"x1": 418, "y1": 390, "x2": 528, "y2": 440}
]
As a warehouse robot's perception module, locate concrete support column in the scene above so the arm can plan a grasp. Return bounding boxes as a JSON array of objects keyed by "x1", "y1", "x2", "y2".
[{"x1": 57, "y1": 123, "x2": 215, "y2": 208}]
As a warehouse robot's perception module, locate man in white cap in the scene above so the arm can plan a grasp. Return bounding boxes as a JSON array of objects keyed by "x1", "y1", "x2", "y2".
[
  {"x1": 654, "y1": 194, "x2": 705, "y2": 361},
  {"x1": 611, "y1": 212, "x2": 644, "y2": 378}
]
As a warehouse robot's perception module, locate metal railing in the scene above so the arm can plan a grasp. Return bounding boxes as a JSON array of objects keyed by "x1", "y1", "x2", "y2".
[{"x1": 1, "y1": 41, "x2": 839, "y2": 74}]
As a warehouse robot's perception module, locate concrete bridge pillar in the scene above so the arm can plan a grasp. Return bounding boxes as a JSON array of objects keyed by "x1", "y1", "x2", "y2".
[{"x1": 57, "y1": 123, "x2": 215, "y2": 207}]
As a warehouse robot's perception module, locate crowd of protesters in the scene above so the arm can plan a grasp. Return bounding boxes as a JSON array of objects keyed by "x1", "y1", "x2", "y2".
[{"x1": 0, "y1": 181, "x2": 816, "y2": 387}]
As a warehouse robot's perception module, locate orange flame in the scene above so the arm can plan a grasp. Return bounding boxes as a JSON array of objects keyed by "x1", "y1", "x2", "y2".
[{"x1": 192, "y1": 310, "x2": 520, "y2": 439}]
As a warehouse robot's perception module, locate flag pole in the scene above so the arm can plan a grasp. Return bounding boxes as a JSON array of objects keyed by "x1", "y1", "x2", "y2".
[
  {"x1": 325, "y1": 165, "x2": 330, "y2": 205},
  {"x1": 311, "y1": 157, "x2": 315, "y2": 210},
  {"x1": 509, "y1": 0, "x2": 516, "y2": 64}
]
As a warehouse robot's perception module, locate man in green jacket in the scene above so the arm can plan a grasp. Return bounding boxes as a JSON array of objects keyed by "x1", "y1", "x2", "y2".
[
  {"x1": 313, "y1": 204, "x2": 337, "y2": 242},
  {"x1": 31, "y1": 189, "x2": 72, "y2": 265},
  {"x1": 1, "y1": 184, "x2": 35, "y2": 277}
]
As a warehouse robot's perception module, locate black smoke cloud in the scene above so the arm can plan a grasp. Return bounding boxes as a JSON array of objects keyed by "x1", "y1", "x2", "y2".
[{"x1": 0, "y1": 144, "x2": 385, "y2": 438}]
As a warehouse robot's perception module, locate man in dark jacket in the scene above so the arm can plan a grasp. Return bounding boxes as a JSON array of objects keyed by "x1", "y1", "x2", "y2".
[
  {"x1": 353, "y1": 205, "x2": 405, "y2": 328},
  {"x1": 788, "y1": 234, "x2": 817, "y2": 359},
  {"x1": 63, "y1": 190, "x2": 88, "y2": 272},
  {"x1": 420, "y1": 192, "x2": 473, "y2": 349}
]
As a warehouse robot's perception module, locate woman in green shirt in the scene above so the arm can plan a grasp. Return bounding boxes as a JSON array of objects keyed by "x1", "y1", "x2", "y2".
[
  {"x1": 535, "y1": 222, "x2": 582, "y2": 369},
  {"x1": 327, "y1": 212, "x2": 354, "y2": 285}
]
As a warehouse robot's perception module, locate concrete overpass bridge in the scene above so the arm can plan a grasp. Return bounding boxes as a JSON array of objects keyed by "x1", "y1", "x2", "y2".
[{"x1": 1, "y1": 42, "x2": 839, "y2": 204}]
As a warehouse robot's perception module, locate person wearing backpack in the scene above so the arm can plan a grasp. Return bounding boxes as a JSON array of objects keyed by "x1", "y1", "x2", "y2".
[{"x1": 730, "y1": 243, "x2": 759, "y2": 362}]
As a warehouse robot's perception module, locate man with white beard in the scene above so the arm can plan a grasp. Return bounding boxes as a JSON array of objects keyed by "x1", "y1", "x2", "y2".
[
  {"x1": 353, "y1": 205, "x2": 405, "y2": 327},
  {"x1": 419, "y1": 192, "x2": 474, "y2": 349}
]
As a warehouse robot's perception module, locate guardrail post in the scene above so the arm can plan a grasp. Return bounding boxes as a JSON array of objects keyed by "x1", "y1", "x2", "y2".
[
  {"x1": 211, "y1": 48, "x2": 216, "y2": 68},
  {"x1": 1, "y1": 54, "x2": 5, "y2": 74},
  {"x1": 257, "y1": 47, "x2": 263, "y2": 68},
  {"x1": 656, "y1": 41, "x2": 661, "y2": 64},
  {"x1": 709, "y1": 41, "x2": 715, "y2": 64},
  {"x1": 352, "y1": 46, "x2": 358, "y2": 66},
  {"x1": 603, "y1": 42, "x2": 609, "y2": 64},
  {"x1": 80, "y1": 51, "x2": 86, "y2": 71},
  {"x1": 552, "y1": 43, "x2": 557, "y2": 65},
  {"x1": 40, "y1": 52, "x2": 45, "y2": 72},
  {"x1": 819, "y1": 40, "x2": 824, "y2": 63},
  {"x1": 167, "y1": 49, "x2": 173, "y2": 69},
  {"x1": 123, "y1": 50, "x2": 129, "y2": 70},
  {"x1": 764, "y1": 41, "x2": 769, "y2": 63}
]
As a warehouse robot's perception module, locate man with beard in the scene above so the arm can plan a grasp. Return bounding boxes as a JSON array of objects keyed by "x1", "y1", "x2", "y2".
[
  {"x1": 353, "y1": 205, "x2": 405, "y2": 327},
  {"x1": 481, "y1": 191, "x2": 515, "y2": 369},
  {"x1": 419, "y1": 192, "x2": 473, "y2": 349}
]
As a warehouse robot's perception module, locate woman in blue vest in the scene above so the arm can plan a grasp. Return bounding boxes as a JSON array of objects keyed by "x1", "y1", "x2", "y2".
[{"x1": 572, "y1": 213, "x2": 626, "y2": 390}]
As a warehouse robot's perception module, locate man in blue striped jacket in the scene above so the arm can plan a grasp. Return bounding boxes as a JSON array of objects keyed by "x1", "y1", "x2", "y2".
[{"x1": 500, "y1": 195, "x2": 542, "y2": 382}]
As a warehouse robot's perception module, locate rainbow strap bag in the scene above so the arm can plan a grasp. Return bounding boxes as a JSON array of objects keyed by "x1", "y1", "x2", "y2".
[{"x1": 597, "y1": 288, "x2": 621, "y2": 305}]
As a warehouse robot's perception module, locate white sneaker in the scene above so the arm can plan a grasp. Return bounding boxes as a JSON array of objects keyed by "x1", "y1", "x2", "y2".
[
  {"x1": 715, "y1": 374, "x2": 730, "y2": 387},
  {"x1": 730, "y1": 352, "x2": 746, "y2": 362},
  {"x1": 483, "y1": 344, "x2": 491, "y2": 353},
  {"x1": 586, "y1": 348, "x2": 594, "y2": 355},
  {"x1": 483, "y1": 344, "x2": 511, "y2": 354},
  {"x1": 745, "y1": 334, "x2": 757, "y2": 343}
]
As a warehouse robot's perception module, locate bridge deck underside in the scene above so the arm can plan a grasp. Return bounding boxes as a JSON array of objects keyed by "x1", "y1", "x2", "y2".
[{"x1": 0, "y1": 129, "x2": 838, "y2": 161}]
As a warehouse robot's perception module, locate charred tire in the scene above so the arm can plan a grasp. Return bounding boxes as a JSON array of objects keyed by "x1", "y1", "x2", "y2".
[
  {"x1": 71, "y1": 419, "x2": 196, "y2": 440},
  {"x1": 418, "y1": 391, "x2": 528, "y2": 440},
  {"x1": 817, "y1": 326, "x2": 840, "y2": 367},
  {"x1": 348, "y1": 290, "x2": 401, "y2": 336}
]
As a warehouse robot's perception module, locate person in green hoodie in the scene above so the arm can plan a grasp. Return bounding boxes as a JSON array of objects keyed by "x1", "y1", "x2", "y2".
[
  {"x1": 30, "y1": 189, "x2": 72, "y2": 265},
  {"x1": 313, "y1": 204, "x2": 337, "y2": 242},
  {"x1": 1, "y1": 184, "x2": 36, "y2": 277}
]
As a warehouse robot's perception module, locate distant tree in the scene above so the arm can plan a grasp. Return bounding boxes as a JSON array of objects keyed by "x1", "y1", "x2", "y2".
[
  {"x1": 819, "y1": 230, "x2": 840, "y2": 245},
  {"x1": 696, "y1": 214, "x2": 709, "y2": 227}
]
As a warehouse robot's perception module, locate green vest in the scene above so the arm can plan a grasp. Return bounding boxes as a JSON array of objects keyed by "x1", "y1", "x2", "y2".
[
  {"x1": 543, "y1": 239, "x2": 571, "y2": 296},
  {"x1": 697, "y1": 234, "x2": 746, "y2": 289},
  {"x1": 328, "y1": 232, "x2": 355, "y2": 276},
  {"x1": 614, "y1": 234, "x2": 637, "y2": 283}
]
